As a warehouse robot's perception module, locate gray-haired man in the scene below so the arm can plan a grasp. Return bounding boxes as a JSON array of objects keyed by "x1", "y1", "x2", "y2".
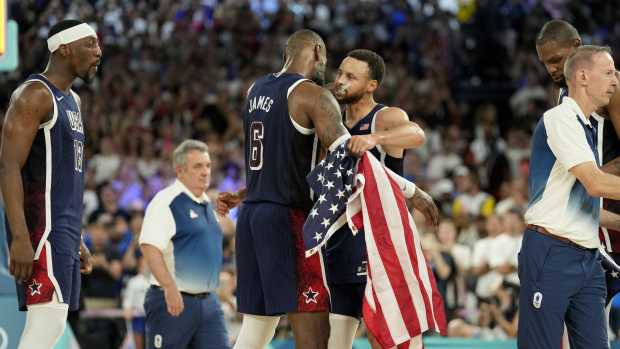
[{"x1": 140, "y1": 139, "x2": 229, "y2": 349}]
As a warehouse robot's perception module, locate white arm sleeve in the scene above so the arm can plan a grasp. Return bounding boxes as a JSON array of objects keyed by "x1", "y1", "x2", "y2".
[
  {"x1": 139, "y1": 194, "x2": 175, "y2": 251},
  {"x1": 545, "y1": 114, "x2": 597, "y2": 170},
  {"x1": 385, "y1": 166, "x2": 417, "y2": 198}
]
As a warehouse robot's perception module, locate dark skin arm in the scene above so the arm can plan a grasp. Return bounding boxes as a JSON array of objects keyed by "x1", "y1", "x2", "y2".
[
  {"x1": 294, "y1": 83, "x2": 350, "y2": 151},
  {"x1": 0, "y1": 83, "x2": 53, "y2": 282},
  {"x1": 218, "y1": 82, "x2": 359, "y2": 215}
]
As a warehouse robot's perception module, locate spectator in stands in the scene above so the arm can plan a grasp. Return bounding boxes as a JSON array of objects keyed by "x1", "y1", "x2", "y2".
[
  {"x1": 452, "y1": 166, "x2": 495, "y2": 219},
  {"x1": 123, "y1": 255, "x2": 150, "y2": 349}
]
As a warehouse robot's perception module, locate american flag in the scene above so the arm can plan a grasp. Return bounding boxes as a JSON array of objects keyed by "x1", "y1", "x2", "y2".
[
  {"x1": 303, "y1": 143, "x2": 447, "y2": 348},
  {"x1": 303, "y1": 142, "x2": 358, "y2": 256}
]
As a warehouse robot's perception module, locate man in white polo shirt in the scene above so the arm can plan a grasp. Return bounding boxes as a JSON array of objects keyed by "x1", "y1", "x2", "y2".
[
  {"x1": 518, "y1": 45, "x2": 620, "y2": 349},
  {"x1": 140, "y1": 140, "x2": 229, "y2": 349}
]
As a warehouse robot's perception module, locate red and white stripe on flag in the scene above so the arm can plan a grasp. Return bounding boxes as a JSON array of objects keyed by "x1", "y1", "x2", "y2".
[{"x1": 347, "y1": 153, "x2": 447, "y2": 349}]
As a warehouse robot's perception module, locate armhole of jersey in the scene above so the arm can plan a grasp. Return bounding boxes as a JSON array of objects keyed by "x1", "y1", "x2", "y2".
[
  {"x1": 24, "y1": 80, "x2": 58, "y2": 130},
  {"x1": 372, "y1": 106, "x2": 390, "y2": 157},
  {"x1": 287, "y1": 78, "x2": 315, "y2": 135},
  {"x1": 246, "y1": 82, "x2": 255, "y2": 98}
]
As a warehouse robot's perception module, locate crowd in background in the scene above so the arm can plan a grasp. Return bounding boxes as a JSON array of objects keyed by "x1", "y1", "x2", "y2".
[{"x1": 3, "y1": 0, "x2": 620, "y2": 347}]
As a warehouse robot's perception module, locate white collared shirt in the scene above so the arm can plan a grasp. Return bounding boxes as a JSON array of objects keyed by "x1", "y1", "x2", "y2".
[
  {"x1": 525, "y1": 97, "x2": 600, "y2": 248},
  {"x1": 139, "y1": 180, "x2": 222, "y2": 293}
]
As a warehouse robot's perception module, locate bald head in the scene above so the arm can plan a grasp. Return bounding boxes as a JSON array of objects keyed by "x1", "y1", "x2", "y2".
[
  {"x1": 536, "y1": 20, "x2": 581, "y2": 47},
  {"x1": 564, "y1": 45, "x2": 612, "y2": 83},
  {"x1": 282, "y1": 29, "x2": 327, "y2": 85},
  {"x1": 285, "y1": 29, "x2": 325, "y2": 59}
]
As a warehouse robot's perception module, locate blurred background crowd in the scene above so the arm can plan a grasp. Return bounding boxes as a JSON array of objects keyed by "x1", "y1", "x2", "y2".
[{"x1": 3, "y1": 0, "x2": 620, "y2": 348}]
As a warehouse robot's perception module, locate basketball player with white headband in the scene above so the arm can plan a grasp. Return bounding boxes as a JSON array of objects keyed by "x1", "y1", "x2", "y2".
[{"x1": 0, "y1": 20, "x2": 101, "y2": 349}]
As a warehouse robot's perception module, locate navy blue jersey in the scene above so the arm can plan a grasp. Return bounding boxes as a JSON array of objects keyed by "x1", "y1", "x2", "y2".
[
  {"x1": 347, "y1": 103, "x2": 404, "y2": 174},
  {"x1": 242, "y1": 73, "x2": 318, "y2": 211},
  {"x1": 558, "y1": 85, "x2": 569, "y2": 104},
  {"x1": 5, "y1": 74, "x2": 86, "y2": 258},
  {"x1": 326, "y1": 103, "x2": 404, "y2": 284}
]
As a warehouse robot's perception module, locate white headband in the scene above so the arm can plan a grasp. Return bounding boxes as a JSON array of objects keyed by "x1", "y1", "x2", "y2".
[{"x1": 47, "y1": 23, "x2": 97, "y2": 53}]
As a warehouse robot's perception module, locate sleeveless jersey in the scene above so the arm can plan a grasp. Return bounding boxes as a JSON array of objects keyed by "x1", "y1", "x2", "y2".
[
  {"x1": 326, "y1": 103, "x2": 404, "y2": 284},
  {"x1": 5, "y1": 74, "x2": 86, "y2": 258},
  {"x1": 346, "y1": 103, "x2": 404, "y2": 174},
  {"x1": 242, "y1": 73, "x2": 318, "y2": 211}
]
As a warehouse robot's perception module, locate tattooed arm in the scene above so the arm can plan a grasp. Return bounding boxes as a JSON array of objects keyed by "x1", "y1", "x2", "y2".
[
  {"x1": 289, "y1": 82, "x2": 352, "y2": 152},
  {"x1": 290, "y1": 82, "x2": 381, "y2": 156}
]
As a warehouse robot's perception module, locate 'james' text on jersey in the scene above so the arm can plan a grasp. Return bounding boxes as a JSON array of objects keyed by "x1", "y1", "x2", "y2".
[{"x1": 248, "y1": 95, "x2": 274, "y2": 114}]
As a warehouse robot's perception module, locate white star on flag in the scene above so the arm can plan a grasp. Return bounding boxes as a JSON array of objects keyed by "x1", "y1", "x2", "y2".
[
  {"x1": 303, "y1": 141, "x2": 358, "y2": 258},
  {"x1": 346, "y1": 169, "x2": 354, "y2": 176},
  {"x1": 321, "y1": 218, "x2": 330, "y2": 228},
  {"x1": 310, "y1": 208, "x2": 319, "y2": 218},
  {"x1": 612, "y1": 271, "x2": 619, "y2": 278},
  {"x1": 345, "y1": 184, "x2": 352, "y2": 192}
]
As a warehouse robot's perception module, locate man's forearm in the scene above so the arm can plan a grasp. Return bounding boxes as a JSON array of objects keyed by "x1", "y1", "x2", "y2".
[
  {"x1": 237, "y1": 188, "x2": 248, "y2": 200},
  {"x1": 141, "y1": 244, "x2": 176, "y2": 289},
  {"x1": 591, "y1": 171, "x2": 620, "y2": 200},
  {"x1": 374, "y1": 124, "x2": 425, "y2": 149}
]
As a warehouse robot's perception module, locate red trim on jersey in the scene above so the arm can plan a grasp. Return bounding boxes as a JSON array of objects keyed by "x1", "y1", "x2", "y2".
[
  {"x1": 290, "y1": 209, "x2": 330, "y2": 312},
  {"x1": 23, "y1": 243, "x2": 55, "y2": 306}
]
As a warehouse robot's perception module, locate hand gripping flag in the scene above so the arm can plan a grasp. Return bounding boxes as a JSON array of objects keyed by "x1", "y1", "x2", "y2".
[{"x1": 303, "y1": 143, "x2": 446, "y2": 348}]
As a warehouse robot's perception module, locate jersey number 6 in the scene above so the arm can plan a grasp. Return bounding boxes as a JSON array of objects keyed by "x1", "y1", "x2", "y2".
[{"x1": 249, "y1": 121, "x2": 264, "y2": 170}]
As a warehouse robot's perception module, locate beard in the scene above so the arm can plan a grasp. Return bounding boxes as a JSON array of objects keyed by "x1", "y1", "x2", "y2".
[
  {"x1": 311, "y1": 62, "x2": 326, "y2": 86},
  {"x1": 311, "y1": 70, "x2": 325, "y2": 86},
  {"x1": 79, "y1": 72, "x2": 95, "y2": 84},
  {"x1": 336, "y1": 90, "x2": 365, "y2": 105}
]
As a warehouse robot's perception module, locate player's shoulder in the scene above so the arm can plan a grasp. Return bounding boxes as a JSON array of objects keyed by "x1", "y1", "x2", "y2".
[
  {"x1": 290, "y1": 79, "x2": 322, "y2": 96},
  {"x1": 11, "y1": 80, "x2": 53, "y2": 109},
  {"x1": 288, "y1": 80, "x2": 331, "y2": 107},
  {"x1": 376, "y1": 106, "x2": 408, "y2": 121}
]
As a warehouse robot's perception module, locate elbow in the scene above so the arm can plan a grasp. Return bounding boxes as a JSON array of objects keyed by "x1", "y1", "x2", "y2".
[{"x1": 408, "y1": 129, "x2": 426, "y2": 148}]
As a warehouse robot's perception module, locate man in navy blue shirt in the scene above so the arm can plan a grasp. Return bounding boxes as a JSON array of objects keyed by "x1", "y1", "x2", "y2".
[
  {"x1": 140, "y1": 140, "x2": 229, "y2": 349},
  {"x1": 0, "y1": 19, "x2": 100, "y2": 349}
]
